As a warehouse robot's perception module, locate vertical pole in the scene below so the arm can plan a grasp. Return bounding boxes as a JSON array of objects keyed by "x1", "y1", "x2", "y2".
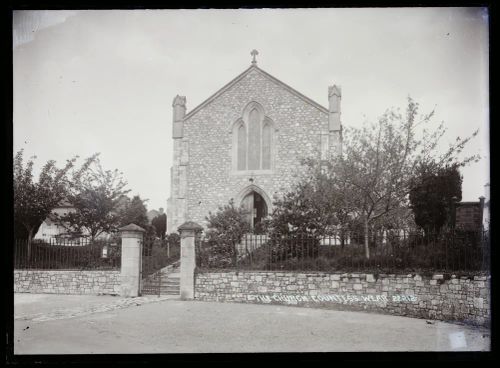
[
  {"x1": 267, "y1": 237, "x2": 271, "y2": 271},
  {"x1": 119, "y1": 224, "x2": 145, "y2": 297},
  {"x1": 158, "y1": 268, "x2": 161, "y2": 297},
  {"x1": 47, "y1": 238, "x2": 51, "y2": 269},
  {"x1": 178, "y1": 221, "x2": 203, "y2": 300}
]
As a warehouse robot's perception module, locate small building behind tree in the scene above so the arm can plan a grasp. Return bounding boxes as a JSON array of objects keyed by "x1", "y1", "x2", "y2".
[{"x1": 454, "y1": 197, "x2": 485, "y2": 231}]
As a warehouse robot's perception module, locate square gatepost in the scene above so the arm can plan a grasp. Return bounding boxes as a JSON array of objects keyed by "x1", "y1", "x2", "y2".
[
  {"x1": 119, "y1": 223, "x2": 145, "y2": 297},
  {"x1": 178, "y1": 221, "x2": 203, "y2": 300}
]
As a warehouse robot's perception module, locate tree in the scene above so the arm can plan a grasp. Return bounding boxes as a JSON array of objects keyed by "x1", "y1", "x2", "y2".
[
  {"x1": 13, "y1": 149, "x2": 98, "y2": 258},
  {"x1": 152, "y1": 212, "x2": 167, "y2": 240},
  {"x1": 330, "y1": 98, "x2": 478, "y2": 258},
  {"x1": 119, "y1": 195, "x2": 157, "y2": 241},
  {"x1": 204, "y1": 199, "x2": 250, "y2": 267},
  {"x1": 14, "y1": 216, "x2": 31, "y2": 239},
  {"x1": 119, "y1": 195, "x2": 149, "y2": 229},
  {"x1": 409, "y1": 163, "x2": 462, "y2": 233},
  {"x1": 54, "y1": 158, "x2": 130, "y2": 241},
  {"x1": 263, "y1": 179, "x2": 337, "y2": 239},
  {"x1": 274, "y1": 97, "x2": 478, "y2": 259}
]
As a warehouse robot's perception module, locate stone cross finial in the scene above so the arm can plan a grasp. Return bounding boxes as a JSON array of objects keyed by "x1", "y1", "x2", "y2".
[{"x1": 251, "y1": 49, "x2": 259, "y2": 65}]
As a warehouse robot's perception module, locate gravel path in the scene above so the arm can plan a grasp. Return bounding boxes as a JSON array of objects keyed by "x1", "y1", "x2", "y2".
[
  {"x1": 14, "y1": 293, "x2": 175, "y2": 322},
  {"x1": 14, "y1": 294, "x2": 490, "y2": 353}
]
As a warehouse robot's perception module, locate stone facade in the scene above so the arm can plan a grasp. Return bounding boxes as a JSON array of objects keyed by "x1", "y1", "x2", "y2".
[
  {"x1": 195, "y1": 271, "x2": 491, "y2": 326},
  {"x1": 14, "y1": 270, "x2": 121, "y2": 295},
  {"x1": 167, "y1": 62, "x2": 342, "y2": 233}
]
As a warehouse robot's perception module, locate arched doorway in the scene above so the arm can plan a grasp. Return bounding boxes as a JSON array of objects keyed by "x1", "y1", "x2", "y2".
[{"x1": 240, "y1": 191, "x2": 268, "y2": 231}]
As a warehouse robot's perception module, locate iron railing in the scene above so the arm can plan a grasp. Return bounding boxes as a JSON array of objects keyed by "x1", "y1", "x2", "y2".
[
  {"x1": 196, "y1": 228, "x2": 490, "y2": 273},
  {"x1": 14, "y1": 237, "x2": 121, "y2": 270}
]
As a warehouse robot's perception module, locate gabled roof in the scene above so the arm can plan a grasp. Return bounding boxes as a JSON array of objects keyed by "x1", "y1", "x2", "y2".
[
  {"x1": 183, "y1": 65, "x2": 329, "y2": 120},
  {"x1": 119, "y1": 223, "x2": 146, "y2": 232}
]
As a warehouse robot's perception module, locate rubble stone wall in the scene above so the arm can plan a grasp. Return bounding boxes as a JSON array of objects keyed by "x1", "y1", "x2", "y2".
[
  {"x1": 195, "y1": 271, "x2": 490, "y2": 326},
  {"x1": 14, "y1": 270, "x2": 121, "y2": 295}
]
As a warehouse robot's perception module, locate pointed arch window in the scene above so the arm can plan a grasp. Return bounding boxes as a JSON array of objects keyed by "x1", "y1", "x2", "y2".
[
  {"x1": 248, "y1": 108, "x2": 261, "y2": 170},
  {"x1": 262, "y1": 120, "x2": 272, "y2": 170},
  {"x1": 232, "y1": 102, "x2": 275, "y2": 172},
  {"x1": 237, "y1": 123, "x2": 247, "y2": 170}
]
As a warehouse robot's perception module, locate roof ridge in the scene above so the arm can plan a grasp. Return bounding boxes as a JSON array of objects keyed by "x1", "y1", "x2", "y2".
[
  {"x1": 183, "y1": 65, "x2": 255, "y2": 120},
  {"x1": 183, "y1": 65, "x2": 328, "y2": 120},
  {"x1": 254, "y1": 66, "x2": 329, "y2": 113}
]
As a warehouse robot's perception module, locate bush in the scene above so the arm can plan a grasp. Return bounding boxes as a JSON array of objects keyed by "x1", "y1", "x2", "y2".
[
  {"x1": 195, "y1": 222, "x2": 487, "y2": 273},
  {"x1": 202, "y1": 199, "x2": 250, "y2": 268},
  {"x1": 197, "y1": 242, "x2": 235, "y2": 269},
  {"x1": 166, "y1": 233, "x2": 180, "y2": 248}
]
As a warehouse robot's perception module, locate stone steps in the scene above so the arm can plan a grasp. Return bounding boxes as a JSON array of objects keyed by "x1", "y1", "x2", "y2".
[
  {"x1": 142, "y1": 271, "x2": 180, "y2": 295},
  {"x1": 141, "y1": 255, "x2": 180, "y2": 296},
  {"x1": 142, "y1": 283, "x2": 179, "y2": 295}
]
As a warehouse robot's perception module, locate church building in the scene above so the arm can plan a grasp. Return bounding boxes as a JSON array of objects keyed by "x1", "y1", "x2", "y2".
[{"x1": 167, "y1": 51, "x2": 342, "y2": 233}]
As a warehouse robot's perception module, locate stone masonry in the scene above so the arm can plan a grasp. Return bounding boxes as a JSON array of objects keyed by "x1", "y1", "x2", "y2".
[
  {"x1": 167, "y1": 61, "x2": 342, "y2": 232},
  {"x1": 195, "y1": 271, "x2": 491, "y2": 326},
  {"x1": 14, "y1": 270, "x2": 121, "y2": 295}
]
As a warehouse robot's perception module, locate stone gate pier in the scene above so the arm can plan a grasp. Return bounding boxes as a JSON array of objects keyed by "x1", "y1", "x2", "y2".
[{"x1": 178, "y1": 221, "x2": 203, "y2": 300}]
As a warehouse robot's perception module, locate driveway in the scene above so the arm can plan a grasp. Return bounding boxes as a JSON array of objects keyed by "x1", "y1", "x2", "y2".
[{"x1": 14, "y1": 293, "x2": 490, "y2": 353}]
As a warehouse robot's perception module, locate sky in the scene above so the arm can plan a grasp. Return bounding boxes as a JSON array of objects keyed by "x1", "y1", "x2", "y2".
[{"x1": 13, "y1": 8, "x2": 489, "y2": 211}]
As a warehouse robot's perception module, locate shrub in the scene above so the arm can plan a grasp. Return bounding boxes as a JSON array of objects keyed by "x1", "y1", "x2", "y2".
[
  {"x1": 166, "y1": 233, "x2": 180, "y2": 248},
  {"x1": 202, "y1": 199, "x2": 250, "y2": 268}
]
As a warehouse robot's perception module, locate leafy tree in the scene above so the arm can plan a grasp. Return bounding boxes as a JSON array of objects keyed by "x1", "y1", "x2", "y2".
[
  {"x1": 118, "y1": 194, "x2": 158, "y2": 241},
  {"x1": 263, "y1": 179, "x2": 336, "y2": 239},
  {"x1": 13, "y1": 149, "x2": 98, "y2": 258},
  {"x1": 54, "y1": 158, "x2": 130, "y2": 241},
  {"x1": 14, "y1": 218, "x2": 30, "y2": 239},
  {"x1": 330, "y1": 98, "x2": 478, "y2": 258},
  {"x1": 409, "y1": 163, "x2": 462, "y2": 233},
  {"x1": 120, "y1": 195, "x2": 149, "y2": 229},
  {"x1": 152, "y1": 212, "x2": 167, "y2": 240},
  {"x1": 270, "y1": 98, "x2": 478, "y2": 259},
  {"x1": 347, "y1": 101, "x2": 473, "y2": 256},
  {"x1": 204, "y1": 199, "x2": 250, "y2": 267}
]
